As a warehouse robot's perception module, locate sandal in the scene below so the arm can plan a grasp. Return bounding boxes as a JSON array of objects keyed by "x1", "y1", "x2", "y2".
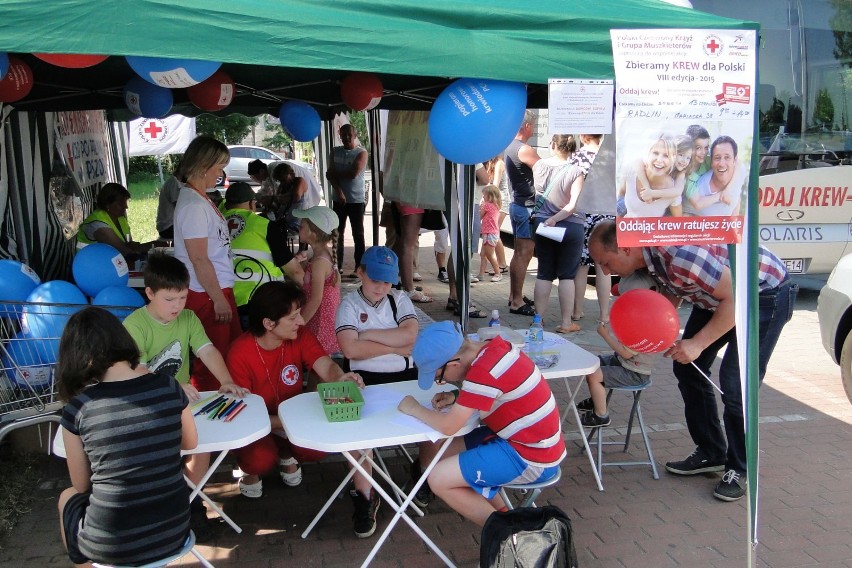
[
  {"x1": 554, "y1": 323, "x2": 581, "y2": 333},
  {"x1": 238, "y1": 476, "x2": 263, "y2": 499},
  {"x1": 446, "y1": 298, "x2": 459, "y2": 311},
  {"x1": 508, "y1": 303, "x2": 536, "y2": 316},
  {"x1": 571, "y1": 313, "x2": 584, "y2": 321},
  {"x1": 279, "y1": 457, "x2": 302, "y2": 487},
  {"x1": 407, "y1": 289, "x2": 434, "y2": 303},
  {"x1": 454, "y1": 305, "x2": 486, "y2": 318}
]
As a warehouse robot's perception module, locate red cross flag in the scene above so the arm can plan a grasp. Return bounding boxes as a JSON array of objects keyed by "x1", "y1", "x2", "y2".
[{"x1": 128, "y1": 115, "x2": 196, "y2": 156}]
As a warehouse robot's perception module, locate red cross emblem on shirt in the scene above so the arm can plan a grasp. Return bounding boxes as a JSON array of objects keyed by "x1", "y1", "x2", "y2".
[{"x1": 281, "y1": 364, "x2": 300, "y2": 386}]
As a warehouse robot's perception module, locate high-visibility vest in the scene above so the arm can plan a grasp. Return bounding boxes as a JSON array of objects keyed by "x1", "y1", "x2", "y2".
[
  {"x1": 224, "y1": 208, "x2": 285, "y2": 307},
  {"x1": 76, "y1": 210, "x2": 132, "y2": 249}
]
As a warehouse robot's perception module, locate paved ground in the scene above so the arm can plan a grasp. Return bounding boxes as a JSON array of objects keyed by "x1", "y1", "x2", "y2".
[{"x1": 4, "y1": 222, "x2": 852, "y2": 568}]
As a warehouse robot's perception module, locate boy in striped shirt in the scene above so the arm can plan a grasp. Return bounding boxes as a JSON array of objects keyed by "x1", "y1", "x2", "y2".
[{"x1": 398, "y1": 321, "x2": 565, "y2": 526}]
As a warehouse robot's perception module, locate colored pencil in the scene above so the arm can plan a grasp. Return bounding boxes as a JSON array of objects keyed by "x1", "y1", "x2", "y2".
[
  {"x1": 194, "y1": 395, "x2": 225, "y2": 416},
  {"x1": 207, "y1": 400, "x2": 228, "y2": 420},
  {"x1": 220, "y1": 399, "x2": 241, "y2": 420},
  {"x1": 216, "y1": 399, "x2": 238, "y2": 420},
  {"x1": 191, "y1": 394, "x2": 219, "y2": 411},
  {"x1": 224, "y1": 401, "x2": 247, "y2": 422}
]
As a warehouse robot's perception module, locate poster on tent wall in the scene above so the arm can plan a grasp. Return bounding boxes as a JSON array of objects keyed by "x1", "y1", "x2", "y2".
[
  {"x1": 382, "y1": 110, "x2": 444, "y2": 210},
  {"x1": 610, "y1": 29, "x2": 757, "y2": 247},
  {"x1": 55, "y1": 111, "x2": 111, "y2": 190},
  {"x1": 128, "y1": 115, "x2": 196, "y2": 157}
]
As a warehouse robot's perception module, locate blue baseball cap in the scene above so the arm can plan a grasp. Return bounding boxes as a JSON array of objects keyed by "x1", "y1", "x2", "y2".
[
  {"x1": 413, "y1": 320, "x2": 464, "y2": 389},
  {"x1": 360, "y1": 246, "x2": 399, "y2": 284}
]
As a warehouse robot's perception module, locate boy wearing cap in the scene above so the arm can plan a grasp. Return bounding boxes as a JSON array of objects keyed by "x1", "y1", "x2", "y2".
[
  {"x1": 334, "y1": 245, "x2": 420, "y2": 536},
  {"x1": 222, "y1": 181, "x2": 305, "y2": 328},
  {"x1": 398, "y1": 320, "x2": 565, "y2": 526}
]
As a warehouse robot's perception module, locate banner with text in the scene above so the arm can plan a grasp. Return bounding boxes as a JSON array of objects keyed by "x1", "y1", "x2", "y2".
[
  {"x1": 55, "y1": 111, "x2": 111, "y2": 189},
  {"x1": 610, "y1": 29, "x2": 757, "y2": 246}
]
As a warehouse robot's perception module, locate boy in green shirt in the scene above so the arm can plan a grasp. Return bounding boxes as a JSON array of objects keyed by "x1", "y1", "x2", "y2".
[{"x1": 123, "y1": 252, "x2": 248, "y2": 541}]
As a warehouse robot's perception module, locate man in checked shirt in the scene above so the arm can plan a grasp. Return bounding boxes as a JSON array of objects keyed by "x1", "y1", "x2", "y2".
[{"x1": 589, "y1": 220, "x2": 797, "y2": 501}]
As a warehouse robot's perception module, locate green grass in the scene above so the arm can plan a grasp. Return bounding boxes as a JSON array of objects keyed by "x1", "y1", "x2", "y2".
[{"x1": 127, "y1": 175, "x2": 161, "y2": 243}]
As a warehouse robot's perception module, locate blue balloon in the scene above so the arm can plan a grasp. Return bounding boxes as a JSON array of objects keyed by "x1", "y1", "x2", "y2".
[
  {"x1": 0, "y1": 52, "x2": 9, "y2": 81},
  {"x1": 279, "y1": 101, "x2": 321, "y2": 142},
  {"x1": 92, "y1": 286, "x2": 145, "y2": 321},
  {"x1": 428, "y1": 78, "x2": 528, "y2": 165},
  {"x1": 124, "y1": 76, "x2": 173, "y2": 118},
  {"x1": 21, "y1": 281, "x2": 87, "y2": 341},
  {"x1": 125, "y1": 56, "x2": 221, "y2": 88},
  {"x1": 1, "y1": 330, "x2": 54, "y2": 389},
  {"x1": 73, "y1": 243, "x2": 130, "y2": 297},
  {"x1": 0, "y1": 259, "x2": 41, "y2": 317}
]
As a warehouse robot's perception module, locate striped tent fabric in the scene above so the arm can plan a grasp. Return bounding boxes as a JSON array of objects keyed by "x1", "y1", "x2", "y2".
[{"x1": 0, "y1": 106, "x2": 128, "y2": 282}]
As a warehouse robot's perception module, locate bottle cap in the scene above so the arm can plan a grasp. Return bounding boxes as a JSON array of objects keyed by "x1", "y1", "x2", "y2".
[{"x1": 491, "y1": 309, "x2": 499, "y2": 319}]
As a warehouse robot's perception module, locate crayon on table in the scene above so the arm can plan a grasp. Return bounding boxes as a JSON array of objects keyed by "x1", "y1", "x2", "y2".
[
  {"x1": 195, "y1": 395, "x2": 226, "y2": 416},
  {"x1": 224, "y1": 402, "x2": 247, "y2": 422},
  {"x1": 216, "y1": 399, "x2": 237, "y2": 420},
  {"x1": 220, "y1": 399, "x2": 241, "y2": 420}
]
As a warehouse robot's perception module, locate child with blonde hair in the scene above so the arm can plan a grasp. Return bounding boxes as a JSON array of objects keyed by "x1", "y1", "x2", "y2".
[
  {"x1": 294, "y1": 206, "x2": 341, "y2": 355},
  {"x1": 477, "y1": 184, "x2": 504, "y2": 282}
]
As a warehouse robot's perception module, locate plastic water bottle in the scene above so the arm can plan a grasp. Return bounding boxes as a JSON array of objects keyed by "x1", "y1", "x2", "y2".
[
  {"x1": 489, "y1": 309, "x2": 501, "y2": 327},
  {"x1": 528, "y1": 313, "x2": 544, "y2": 356}
]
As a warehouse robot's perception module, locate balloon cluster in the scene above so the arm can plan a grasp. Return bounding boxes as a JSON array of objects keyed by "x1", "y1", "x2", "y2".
[{"x1": 0, "y1": 248, "x2": 143, "y2": 390}]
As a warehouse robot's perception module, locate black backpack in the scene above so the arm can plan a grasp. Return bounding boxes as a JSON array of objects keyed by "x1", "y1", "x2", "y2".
[{"x1": 480, "y1": 506, "x2": 578, "y2": 568}]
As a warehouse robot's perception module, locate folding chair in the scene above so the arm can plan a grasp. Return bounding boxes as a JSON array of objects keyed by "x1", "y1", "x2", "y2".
[
  {"x1": 585, "y1": 382, "x2": 659, "y2": 481},
  {"x1": 499, "y1": 466, "x2": 563, "y2": 510}
]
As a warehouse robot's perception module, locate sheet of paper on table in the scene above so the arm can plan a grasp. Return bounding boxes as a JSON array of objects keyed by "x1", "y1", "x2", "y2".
[{"x1": 364, "y1": 385, "x2": 450, "y2": 442}]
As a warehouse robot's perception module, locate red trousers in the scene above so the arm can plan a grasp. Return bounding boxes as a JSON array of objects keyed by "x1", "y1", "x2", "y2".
[
  {"x1": 186, "y1": 287, "x2": 241, "y2": 392},
  {"x1": 234, "y1": 433, "x2": 327, "y2": 476}
]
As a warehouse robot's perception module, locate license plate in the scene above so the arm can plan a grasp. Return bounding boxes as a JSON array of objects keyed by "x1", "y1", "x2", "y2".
[{"x1": 783, "y1": 258, "x2": 804, "y2": 273}]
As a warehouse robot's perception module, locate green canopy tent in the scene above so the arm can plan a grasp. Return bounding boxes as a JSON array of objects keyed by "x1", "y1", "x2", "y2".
[{"x1": 0, "y1": 1, "x2": 766, "y2": 563}]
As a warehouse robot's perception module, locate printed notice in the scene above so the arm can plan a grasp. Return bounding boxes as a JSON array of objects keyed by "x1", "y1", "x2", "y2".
[
  {"x1": 548, "y1": 79, "x2": 614, "y2": 134},
  {"x1": 610, "y1": 29, "x2": 757, "y2": 246}
]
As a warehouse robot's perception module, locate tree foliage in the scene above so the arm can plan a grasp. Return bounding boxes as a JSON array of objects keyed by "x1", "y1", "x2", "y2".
[
  {"x1": 813, "y1": 88, "x2": 835, "y2": 129},
  {"x1": 196, "y1": 114, "x2": 257, "y2": 144}
]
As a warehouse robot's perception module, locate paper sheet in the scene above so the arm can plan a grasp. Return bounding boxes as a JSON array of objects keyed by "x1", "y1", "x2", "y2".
[{"x1": 535, "y1": 223, "x2": 566, "y2": 242}]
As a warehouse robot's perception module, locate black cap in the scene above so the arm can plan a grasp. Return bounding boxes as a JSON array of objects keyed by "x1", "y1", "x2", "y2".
[{"x1": 225, "y1": 181, "x2": 255, "y2": 204}]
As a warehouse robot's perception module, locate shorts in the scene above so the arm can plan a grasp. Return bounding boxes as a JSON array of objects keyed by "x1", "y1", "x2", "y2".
[
  {"x1": 481, "y1": 233, "x2": 499, "y2": 247},
  {"x1": 397, "y1": 203, "x2": 425, "y2": 216},
  {"x1": 433, "y1": 227, "x2": 450, "y2": 254},
  {"x1": 62, "y1": 492, "x2": 91, "y2": 565},
  {"x1": 509, "y1": 203, "x2": 533, "y2": 240},
  {"x1": 458, "y1": 427, "x2": 560, "y2": 499},
  {"x1": 599, "y1": 353, "x2": 651, "y2": 389}
]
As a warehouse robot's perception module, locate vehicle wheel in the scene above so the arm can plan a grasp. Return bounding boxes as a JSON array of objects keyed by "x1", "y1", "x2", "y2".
[{"x1": 840, "y1": 330, "x2": 852, "y2": 405}]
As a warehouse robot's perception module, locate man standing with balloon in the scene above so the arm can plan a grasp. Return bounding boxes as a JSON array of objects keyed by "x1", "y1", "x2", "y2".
[
  {"x1": 588, "y1": 220, "x2": 797, "y2": 502},
  {"x1": 326, "y1": 123, "x2": 368, "y2": 276}
]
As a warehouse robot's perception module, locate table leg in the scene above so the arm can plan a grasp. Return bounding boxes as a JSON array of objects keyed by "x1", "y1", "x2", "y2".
[
  {"x1": 184, "y1": 450, "x2": 243, "y2": 533},
  {"x1": 355, "y1": 436, "x2": 457, "y2": 568},
  {"x1": 300, "y1": 455, "x2": 360, "y2": 538},
  {"x1": 370, "y1": 450, "x2": 424, "y2": 517},
  {"x1": 561, "y1": 376, "x2": 605, "y2": 492}
]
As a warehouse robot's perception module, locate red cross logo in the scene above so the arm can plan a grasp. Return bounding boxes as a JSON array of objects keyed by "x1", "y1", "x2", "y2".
[
  {"x1": 281, "y1": 364, "x2": 300, "y2": 386},
  {"x1": 143, "y1": 121, "x2": 163, "y2": 139},
  {"x1": 706, "y1": 39, "x2": 720, "y2": 53}
]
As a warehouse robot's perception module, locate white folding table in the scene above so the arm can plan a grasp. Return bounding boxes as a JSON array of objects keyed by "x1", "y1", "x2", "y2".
[
  {"x1": 279, "y1": 380, "x2": 478, "y2": 568},
  {"x1": 53, "y1": 392, "x2": 271, "y2": 533}
]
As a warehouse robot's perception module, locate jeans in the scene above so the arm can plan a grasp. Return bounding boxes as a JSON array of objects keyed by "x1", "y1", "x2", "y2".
[
  {"x1": 332, "y1": 201, "x2": 366, "y2": 270},
  {"x1": 673, "y1": 279, "x2": 798, "y2": 472}
]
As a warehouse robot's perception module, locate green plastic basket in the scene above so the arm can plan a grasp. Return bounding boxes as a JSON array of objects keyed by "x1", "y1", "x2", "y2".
[{"x1": 318, "y1": 381, "x2": 364, "y2": 422}]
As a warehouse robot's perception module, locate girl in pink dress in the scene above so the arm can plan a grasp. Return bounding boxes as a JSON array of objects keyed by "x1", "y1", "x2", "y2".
[
  {"x1": 477, "y1": 184, "x2": 504, "y2": 282},
  {"x1": 294, "y1": 206, "x2": 341, "y2": 355}
]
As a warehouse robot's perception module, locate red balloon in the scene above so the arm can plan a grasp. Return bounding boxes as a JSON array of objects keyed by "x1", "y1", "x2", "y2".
[
  {"x1": 34, "y1": 53, "x2": 108, "y2": 68},
  {"x1": 340, "y1": 72, "x2": 383, "y2": 111},
  {"x1": 187, "y1": 69, "x2": 235, "y2": 111},
  {"x1": 610, "y1": 289, "x2": 679, "y2": 353},
  {"x1": 0, "y1": 57, "x2": 34, "y2": 103}
]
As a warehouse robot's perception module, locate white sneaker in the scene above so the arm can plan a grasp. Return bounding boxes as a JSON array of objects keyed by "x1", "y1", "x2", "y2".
[
  {"x1": 413, "y1": 272, "x2": 423, "y2": 282},
  {"x1": 490, "y1": 275, "x2": 503, "y2": 282},
  {"x1": 470, "y1": 275, "x2": 480, "y2": 283}
]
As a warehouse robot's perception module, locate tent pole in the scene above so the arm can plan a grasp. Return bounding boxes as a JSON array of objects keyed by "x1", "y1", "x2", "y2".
[{"x1": 367, "y1": 110, "x2": 382, "y2": 246}]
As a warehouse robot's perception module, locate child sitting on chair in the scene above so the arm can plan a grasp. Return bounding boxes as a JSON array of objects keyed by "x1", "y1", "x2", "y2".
[
  {"x1": 335, "y1": 245, "x2": 422, "y2": 536},
  {"x1": 398, "y1": 320, "x2": 565, "y2": 526},
  {"x1": 577, "y1": 270, "x2": 665, "y2": 427},
  {"x1": 57, "y1": 307, "x2": 198, "y2": 567}
]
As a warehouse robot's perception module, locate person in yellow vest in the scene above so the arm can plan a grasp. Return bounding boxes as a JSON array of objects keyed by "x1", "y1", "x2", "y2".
[
  {"x1": 77, "y1": 182, "x2": 155, "y2": 263},
  {"x1": 222, "y1": 182, "x2": 305, "y2": 329}
]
